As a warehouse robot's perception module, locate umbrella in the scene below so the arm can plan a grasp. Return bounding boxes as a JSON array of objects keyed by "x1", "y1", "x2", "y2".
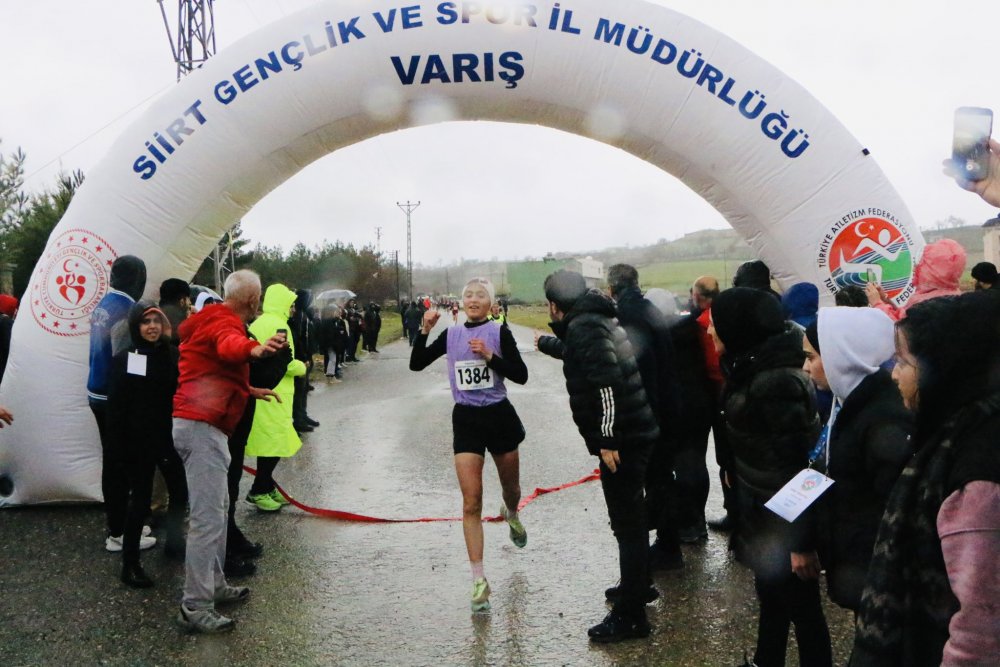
[{"x1": 316, "y1": 289, "x2": 356, "y2": 302}]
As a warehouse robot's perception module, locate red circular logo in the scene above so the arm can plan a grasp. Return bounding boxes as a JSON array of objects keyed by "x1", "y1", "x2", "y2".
[
  {"x1": 30, "y1": 229, "x2": 117, "y2": 336},
  {"x1": 817, "y1": 209, "x2": 916, "y2": 306}
]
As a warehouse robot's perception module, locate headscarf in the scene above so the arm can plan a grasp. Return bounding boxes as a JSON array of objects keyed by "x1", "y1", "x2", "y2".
[
  {"x1": 0, "y1": 294, "x2": 18, "y2": 317},
  {"x1": 127, "y1": 301, "x2": 171, "y2": 348},
  {"x1": 816, "y1": 307, "x2": 895, "y2": 401}
]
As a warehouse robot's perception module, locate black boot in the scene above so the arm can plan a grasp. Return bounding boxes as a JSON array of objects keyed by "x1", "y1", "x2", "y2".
[
  {"x1": 604, "y1": 582, "x2": 659, "y2": 604},
  {"x1": 121, "y1": 562, "x2": 154, "y2": 588},
  {"x1": 587, "y1": 610, "x2": 651, "y2": 643},
  {"x1": 224, "y1": 556, "x2": 257, "y2": 578},
  {"x1": 649, "y1": 540, "x2": 684, "y2": 571}
]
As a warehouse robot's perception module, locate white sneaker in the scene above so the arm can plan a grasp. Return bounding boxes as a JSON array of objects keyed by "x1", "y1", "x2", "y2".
[
  {"x1": 142, "y1": 525, "x2": 152, "y2": 537},
  {"x1": 105, "y1": 534, "x2": 157, "y2": 552}
]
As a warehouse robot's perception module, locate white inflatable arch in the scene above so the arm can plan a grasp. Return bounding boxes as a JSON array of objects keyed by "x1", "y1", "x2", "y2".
[{"x1": 0, "y1": 0, "x2": 923, "y2": 504}]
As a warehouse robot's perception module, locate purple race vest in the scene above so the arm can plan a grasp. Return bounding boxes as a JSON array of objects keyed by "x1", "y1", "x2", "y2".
[{"x1": 447, "y1": 321, "x2": 507, "y2": 406}]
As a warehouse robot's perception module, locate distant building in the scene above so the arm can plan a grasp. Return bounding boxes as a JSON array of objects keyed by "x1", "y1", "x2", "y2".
[
  {"x1": 983, "y1": 212, "x2": 1000, "y2": 267},
  {"x1": 506, "y1": 256, "x2": 605, "y2": 303}
]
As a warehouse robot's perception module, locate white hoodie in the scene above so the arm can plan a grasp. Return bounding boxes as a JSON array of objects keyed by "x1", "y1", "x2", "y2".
[{"x1": 816, "y1": 307, "x2": 896, "y2": 402}]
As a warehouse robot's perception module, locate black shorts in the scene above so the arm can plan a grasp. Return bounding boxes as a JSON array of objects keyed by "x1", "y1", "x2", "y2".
[{"x1": 452, "y1": 398, "x2": 525, "y2": 456}]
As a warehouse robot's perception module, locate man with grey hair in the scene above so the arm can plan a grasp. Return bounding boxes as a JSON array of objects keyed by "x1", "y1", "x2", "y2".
[{"x1": 172, "y1": 269, "x2": 287, "y2": 633}]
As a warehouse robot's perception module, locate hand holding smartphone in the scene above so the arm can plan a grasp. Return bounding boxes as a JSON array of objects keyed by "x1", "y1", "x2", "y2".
[{"x1": 952, "y1": 107, "x2": 993, "y2": 182}]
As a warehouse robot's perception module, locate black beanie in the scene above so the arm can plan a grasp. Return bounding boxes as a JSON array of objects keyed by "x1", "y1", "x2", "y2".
[
  {"x1": 711, "y1": 287, "x2": 785, "y2": 356},
  {"x1": 159, "y1": 278, "x2": 190, "y2": 304},
  {"x1": 805, "y1": 320, "x2": 820, "y2": 354},
  {"x1": 971, "y1": 261, "x2": 998, "y2": 284}
]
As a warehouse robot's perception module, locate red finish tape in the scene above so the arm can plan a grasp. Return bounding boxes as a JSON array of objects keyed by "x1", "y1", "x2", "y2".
[{"x1": 242, "y1": 466, "x2": 601, "y2": 523}]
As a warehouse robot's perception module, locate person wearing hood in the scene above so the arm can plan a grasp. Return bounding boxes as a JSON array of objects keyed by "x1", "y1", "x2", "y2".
[
  {"x1": 87, "y1": 255, "x2": 153, "y2": 553},
  {"x1": 537, "y1": 270, "x2": 660, "y2": 644},
  {"x1": 781, "y1": 283, "x2": 819, "y2": 329},
  {"x1": 410, "y1": 277, "x2": 529, "y2": 614},
  {"x1": 290, "y1": 289, "x2": 319, "y2": 433},
  {"x1": 801, "y1": 308, "x2": 913, "y2": 612},
  {"x1": 851, "y1": 290, "x2": 1000, "y2": 666},
  {"x1": 244, "y1": 284, "x2": 307, "y2": 512},
  {"x1": 107, "y1": 302, "x2": 189, "y2": 588},
  {"x1": 866, "y1": 238, "x2": 967, "y2": 320},
  {"x1": 708, "y1": 287, "x2": 831, "y2": 667}
]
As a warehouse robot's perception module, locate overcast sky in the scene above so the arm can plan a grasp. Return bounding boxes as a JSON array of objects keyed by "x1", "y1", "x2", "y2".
[{"x1": 3, "y1": 1, "x2": 998, "y2": 267}]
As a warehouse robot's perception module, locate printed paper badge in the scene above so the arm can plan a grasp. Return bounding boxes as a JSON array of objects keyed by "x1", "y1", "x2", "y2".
[
  {"x1": 30, "y1": 229, "x2": 117, "y2": 336},
  {"x1": 817, "y1": 208, "x2": 916, "y2": 307}
]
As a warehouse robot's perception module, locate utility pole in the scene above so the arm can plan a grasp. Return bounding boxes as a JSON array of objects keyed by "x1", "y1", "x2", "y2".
[
  {"x1": 397, "y1": 201, "x2": 420, "y2": 300},
  {"x1": 374, "y1": 226, "x2": 382, "y2": 256},
  {"x1": 158, "y1": 0, "x2": 216, "y2": 82},
  {"x1": 159, "y1": 0, "x2": 231, "y2": 290},
  {"x1": 394, "y1": 250, "x2": 400, "y2": 307}
]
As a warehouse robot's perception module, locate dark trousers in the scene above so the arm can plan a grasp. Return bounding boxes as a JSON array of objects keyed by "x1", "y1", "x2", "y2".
[
  {"x1": 293, "y1": 376, "x2": 308, "y2": 425},
  {"x1": 753, "y1": 573, "x2": 832, "y2": 667},
  {"x1": 712, "y1": 410, "x2": 738, "y2": 518},
  {"x1": 644, "y1": 438, "x2": 680, "y2": 549},
  {"x1": 227, "y1": 406, "x2": 254, "y2": 554},
  {"x1": 249, "y1": 456, "x2": 280, "y2": 495},
  {"x1": 673, "y1": 420, "x2": 712, "y2": 529},
  {"x1": 123, "y1": 447, "x2": 187, "y2": 564},
  {"x1": 90, "y1": 402, "x2": 129, "y2": 536},
  {"x1": 600, "y1": 442, "x2": 652, "y2": 617}
]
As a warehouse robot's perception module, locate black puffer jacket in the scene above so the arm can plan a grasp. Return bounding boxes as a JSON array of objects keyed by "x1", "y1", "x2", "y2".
[
  {"x1": 815, "y1": 369, "x2": 913, "y2": 610},
  {"x1": 538, "y1": 290, "x2": 659, "y2": 455},
  {"x1": 722, "y1": 326, "x2": 820, "y2": 568},
  {"x1": 613, "y1": 286, "x2": 681, "y2": 437}
]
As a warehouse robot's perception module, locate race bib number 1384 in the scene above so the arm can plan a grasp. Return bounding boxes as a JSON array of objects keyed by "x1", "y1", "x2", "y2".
[{"x1": 455, "y1": 359, "x2": 493, "y2": 391}]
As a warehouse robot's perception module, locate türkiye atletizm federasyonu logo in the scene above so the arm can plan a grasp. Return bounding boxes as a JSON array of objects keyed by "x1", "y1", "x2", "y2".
[{"x1": 817, "y1": 209, "x2": 915, "y2": 306}]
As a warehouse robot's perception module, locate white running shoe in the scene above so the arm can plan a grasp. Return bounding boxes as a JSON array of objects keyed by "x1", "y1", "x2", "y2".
[{"x1": 105, "y1": 534, "x2": 156, "y2": 552}]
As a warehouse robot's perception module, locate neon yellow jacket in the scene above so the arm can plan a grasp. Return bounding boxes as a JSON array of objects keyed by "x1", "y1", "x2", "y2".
[{"x1": 246, "y1": 284, "x2": 306, "y2": 458}]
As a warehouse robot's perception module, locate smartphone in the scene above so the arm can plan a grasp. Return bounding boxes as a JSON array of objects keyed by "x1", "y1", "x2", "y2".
[
  {"x1": 952, "y1": 106, "x2": 993, "y2": 181},
  {"x1": 866, "y1": 269, "x2": 875, "y2": 284}
]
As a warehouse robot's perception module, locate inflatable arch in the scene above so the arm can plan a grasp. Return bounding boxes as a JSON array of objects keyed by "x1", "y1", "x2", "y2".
[{"x1": 0, "y1": 0, "x2": 924, "y2": 505}]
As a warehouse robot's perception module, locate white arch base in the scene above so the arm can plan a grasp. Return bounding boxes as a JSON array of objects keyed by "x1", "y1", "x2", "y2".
[{"x1": 0, "y1": 0, "x2": 922, "y2": 505}]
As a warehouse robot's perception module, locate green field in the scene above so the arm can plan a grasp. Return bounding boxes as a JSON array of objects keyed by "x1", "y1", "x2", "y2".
[{"x1": 634, "y1": 259, "x2": 750, "y2": 294}]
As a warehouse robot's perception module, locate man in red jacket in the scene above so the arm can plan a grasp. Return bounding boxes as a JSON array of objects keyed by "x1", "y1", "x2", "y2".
[{"x1": 172, "y1": 270, "x2": 286, "y2": 634}]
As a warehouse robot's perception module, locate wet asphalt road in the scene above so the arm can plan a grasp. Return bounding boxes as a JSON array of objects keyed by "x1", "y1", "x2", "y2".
[{"x1": 0, "y1": 317, "x2": 854, "y2": 666}]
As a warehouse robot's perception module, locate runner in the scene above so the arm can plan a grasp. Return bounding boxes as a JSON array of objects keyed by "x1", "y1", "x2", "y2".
[
  {"x1": 409, "y1": 277, "x2": 529, "y2": 612},
  {"x1": 451, "y1": 300, "x2": 460, "y2": 325}
]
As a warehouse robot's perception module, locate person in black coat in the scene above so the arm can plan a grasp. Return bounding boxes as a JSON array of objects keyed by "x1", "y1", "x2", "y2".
[
  {"x1": 606, "y1": 264, "x2": 685, "y2": 568},
  {"x1": 363, "y1": 302, "x2": 382, "y2": 352},
  {"x1": 403, "y1": 302, "x2": 422, "y2": 346},
  {"x1": 537, "y1": 270, "x2": 660, "y2": 644},
  {"x1": 107, "y1": 302, "x2": 188, "y2": 588},
  {"x1": 318, "y1": 305, "x2": 348, "y2": 380},
  {"x1": 710, "y1": 287, "x2": 831, "y2": 667},
  {"x1": 800, "y1": 307, "x2": 913, "y2": 611},
  {"x1": 291, "y1": 289, "x2": 319, "y2": 432}
]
